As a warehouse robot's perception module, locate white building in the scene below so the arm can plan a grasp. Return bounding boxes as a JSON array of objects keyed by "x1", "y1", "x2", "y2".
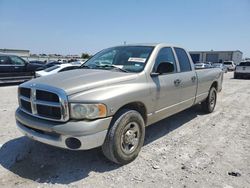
[
  {"x1": 0, "y1": 48, "x2": 82, "y2": 62},
  {"x1": 0, "y1": 48, "x2": 30, "y2": 57},
  {"x1": 190, "y1": 50, "x2": 243, "y2": 65}
]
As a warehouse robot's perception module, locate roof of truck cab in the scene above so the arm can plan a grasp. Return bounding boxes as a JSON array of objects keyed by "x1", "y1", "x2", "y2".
[{"x1": 115, "y1": 43, "x2": 181, "y2": 48}]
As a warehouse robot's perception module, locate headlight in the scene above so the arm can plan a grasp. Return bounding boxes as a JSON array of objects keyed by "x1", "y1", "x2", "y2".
[{"x1": 70, "y1": 103, "x2": 107, "y2": 120}]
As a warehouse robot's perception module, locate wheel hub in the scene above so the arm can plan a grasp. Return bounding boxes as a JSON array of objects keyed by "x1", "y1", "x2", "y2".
[
  {"x1": 210, "y1": 91, "x2": 216, "y2": 107},
  {"x1": 120, "y1": 122, "x2": 140, "y2": 154},
  {"x1": 124, "y1": 130, "x2": 136, "y2": 144}
]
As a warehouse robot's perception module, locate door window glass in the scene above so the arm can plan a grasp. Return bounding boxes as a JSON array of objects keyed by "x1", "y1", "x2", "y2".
[
  {"x1": 153, "y1": 47, "x2": 177, "y2": 73},
  {"x1": 174, "y1": 48, "x2": 192, "y2": 72},
  {"x1": 10, "y1": 56, "x2": 26, "y2": 65},
  {"x1": 0, "y1": 56, "x2": 11, "y2": 65}
]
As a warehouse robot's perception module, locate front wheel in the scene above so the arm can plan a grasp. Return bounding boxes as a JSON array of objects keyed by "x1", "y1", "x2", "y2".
[
  {"x1": 201, "y1": 87, "x2": 217, "y2": 113},
  {"x1": 102, "y1": 109, "x2": 145, "y2": 164}
]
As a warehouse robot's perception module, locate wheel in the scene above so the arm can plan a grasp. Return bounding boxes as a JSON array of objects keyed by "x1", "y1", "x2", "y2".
[
  {"x1": 201, "y1": 87, "x2": 217, "y2": 113},
  {"x1": 102, "y1": 109, "x2": 145, "y2": 164}
]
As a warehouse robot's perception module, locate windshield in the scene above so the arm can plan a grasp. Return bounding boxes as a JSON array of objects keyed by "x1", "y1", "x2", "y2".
[
  {"x1": 82, "y1": 46, "x2": 154, "y2": 73},
  {"x1": 224, "y1": 62, "x2": 232, "y2": 65},
  {"x1": 44, "y1": 65, "x2": 60, "y2": 72},
  {"x1": 239, "y1": 62, "x2": 250, "y2": 66}
]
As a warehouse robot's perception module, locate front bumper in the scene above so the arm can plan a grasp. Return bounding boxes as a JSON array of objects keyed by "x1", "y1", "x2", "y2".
[{"x1": 15, "y1": 108, "x2": 112, "y2": 150}]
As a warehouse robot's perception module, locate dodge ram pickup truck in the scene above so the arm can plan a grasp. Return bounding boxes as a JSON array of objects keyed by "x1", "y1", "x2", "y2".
[{"x1": 15, "y1": 44, "x2": 223, "y2": 164}]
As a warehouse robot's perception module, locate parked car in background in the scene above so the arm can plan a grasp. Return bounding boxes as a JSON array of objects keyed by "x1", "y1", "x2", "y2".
[
  {"x1": 16, "y1": 43, "x2": 223, "y2": 164},
  {"x1": 35, "y1": 63, "x2": 82, "y2": 77},
  {"x1": 195, "y1": 62, "x2": 212, "y2": 69},
  {"x1": 58, "y1": 59, "x2": 67, "y2": 63},
  {"x1": 71, "y1": 60, "x2": 86, "y2": 65},
  {"x1": 0, "y1": 55, "x2": 44, "y2": 83},
  {"x1": 205, "y1": 62, "x2": 213, "y2": 67},
  {"x1": 29, "y1": 60, "x2": 46, "y2": 65},
  {"x1": 213, "y1": 63, "x2": 228, "y2": 73},
  {"x1": 234, "y1": 61, "x2": 250, "y2": 79},
  {"x1": 35, "y1": 61, "x2": 61, "y2": 71},
  {"x1": 223, "y1": 61, "x2": 236, "y2": 71}
]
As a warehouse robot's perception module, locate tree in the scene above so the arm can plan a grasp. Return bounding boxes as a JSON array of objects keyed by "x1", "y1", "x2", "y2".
[{"x1": 81, "y1": 53, "x2": 91, "y2": 59}]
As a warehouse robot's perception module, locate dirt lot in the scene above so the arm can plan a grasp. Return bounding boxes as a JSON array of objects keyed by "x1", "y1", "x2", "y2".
[{"x1": 0, "y1": 72, "x2": 249, "y2": 188}]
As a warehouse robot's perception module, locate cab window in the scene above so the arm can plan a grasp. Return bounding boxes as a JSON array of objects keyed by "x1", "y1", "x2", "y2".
[
  {"x1": 174, "y1": 48, "x2": 192, "y2": 72},
  {"x1": 9, "y1": 56, "x2": 26, "y2": 65},
  {"x1": 0, "y1": 56, "x2": 11, "y2": 65}
]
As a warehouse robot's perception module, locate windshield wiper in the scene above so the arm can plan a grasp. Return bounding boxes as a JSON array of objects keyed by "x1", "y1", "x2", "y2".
[{"x1": 96, "y1": 65, "x2": 129, "y2": 72}]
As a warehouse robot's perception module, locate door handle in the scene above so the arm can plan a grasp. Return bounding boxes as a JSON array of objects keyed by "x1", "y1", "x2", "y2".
[
  {"x1": 174, "y1": 79, "x2": 181, "y2": 86},
  {"x1": 14, "y1": 66, "x2": 20, "y2": 69}
]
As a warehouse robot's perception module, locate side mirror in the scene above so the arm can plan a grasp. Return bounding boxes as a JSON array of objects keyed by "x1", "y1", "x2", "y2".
[{"x1": 155, "y1": 62, "x2": 174, "y2": 75}]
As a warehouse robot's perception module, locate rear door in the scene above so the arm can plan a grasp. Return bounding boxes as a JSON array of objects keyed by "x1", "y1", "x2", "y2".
[
  {"x1": 174, "y1": 47, "x2": 197, "y2": 109},
  {"x1": 0, "y1": 55, "x2": 15, "y2": 79}
]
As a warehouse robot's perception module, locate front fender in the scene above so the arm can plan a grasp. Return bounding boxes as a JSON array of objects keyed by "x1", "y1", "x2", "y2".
[{"x1": 68, "y1": 82, "x2": 153, "y2": 117}]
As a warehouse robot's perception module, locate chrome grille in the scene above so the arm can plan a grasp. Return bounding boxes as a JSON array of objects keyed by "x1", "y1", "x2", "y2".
[{"x1": 18, "y1": 84, "x2": 69, "y2": 122}]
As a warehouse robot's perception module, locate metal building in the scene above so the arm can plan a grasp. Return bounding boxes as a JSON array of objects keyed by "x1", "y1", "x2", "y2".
[
  {"x1": 0, "y1": 48, "x2": 30, "y2": 57},
  {"x1": 189, "y1": 50, "x2": 243, "y2": 65}
]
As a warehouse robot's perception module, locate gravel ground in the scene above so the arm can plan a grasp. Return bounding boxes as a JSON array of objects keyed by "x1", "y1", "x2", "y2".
[{"x1": 0, "y1": 72, "x2": 249, "y2": 188}]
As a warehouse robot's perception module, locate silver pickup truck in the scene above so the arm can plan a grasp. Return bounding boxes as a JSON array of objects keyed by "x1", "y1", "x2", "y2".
[{"x1": 15, "y1": 44, "x2": 223, "y2": 164}]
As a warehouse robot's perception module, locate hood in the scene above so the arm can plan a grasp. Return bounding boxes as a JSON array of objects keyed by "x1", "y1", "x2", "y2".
[{"x1": 24, "y1": 69, "x2": 138, "y2": 95}]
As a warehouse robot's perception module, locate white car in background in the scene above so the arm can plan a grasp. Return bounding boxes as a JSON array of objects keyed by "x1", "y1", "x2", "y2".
[
  {"x1": 194, "y1": 62, "x2": 212, "y2": 69},
  {"x1": 71, "y1": 60, "x2": 87, "y2": 65},
  {"x1": 234, "y1": 61, "x2": 250, "y2": 79},
  {"x1": 35, "y1": 63, "x2": 82, "y2": 77},
  {"x1": 213, "y1": 63, "x2": 228, "y2": 73},
  {"x1": 223, "y1": 61, "x2": 236, "y2": 71}
]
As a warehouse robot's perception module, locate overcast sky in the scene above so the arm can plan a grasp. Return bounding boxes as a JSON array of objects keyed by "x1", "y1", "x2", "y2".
[{"x1": 0, "y1": 0, "x2": 249, "y2": 57}]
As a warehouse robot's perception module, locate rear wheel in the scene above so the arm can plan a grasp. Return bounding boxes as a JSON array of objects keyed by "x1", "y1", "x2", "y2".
[
  {"x1": 102, "y1": 109, "x2": 145, "y2": 164},
  {"x1": 201, "y1": 87, "x2": 217, "y2": 113}
]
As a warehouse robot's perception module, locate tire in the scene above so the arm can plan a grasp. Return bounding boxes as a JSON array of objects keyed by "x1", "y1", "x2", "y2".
[
  {"x1": 102, "y1": 109, "x2": 145, "y2": 164},
  {"x1": 201, "y1": 87, "x2": 217, "y2": 113}
]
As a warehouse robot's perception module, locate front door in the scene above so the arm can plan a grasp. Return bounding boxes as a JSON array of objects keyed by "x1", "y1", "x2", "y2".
[
  {"x1": 149, "y1": 47, "x2": 182, "y2": 121},
  {"x1": 9, "y1": 56, "x2": 28, "y2": 77}
]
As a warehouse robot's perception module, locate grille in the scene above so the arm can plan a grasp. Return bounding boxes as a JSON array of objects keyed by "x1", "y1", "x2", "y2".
[
  {"x1": 20, "y1": 88, "x2": 31, "y2": 98},
  {"x1": 36, "y1": 90, "x2": 60, "y2": 102},
  {"x1": 18, "y1": 86, "x2": 69, "y2": 122},
  {"x1": 20, "y1": 99, "x2": 32, "y2": 113},
  {"x1": 37, "y1": 104, "x2": 61, "y2": 119}
]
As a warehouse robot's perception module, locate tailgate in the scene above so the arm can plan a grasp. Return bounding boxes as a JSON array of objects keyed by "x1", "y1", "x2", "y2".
[{"x1": 236, "y1": 66, "x2": 250, "y2": 73}]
